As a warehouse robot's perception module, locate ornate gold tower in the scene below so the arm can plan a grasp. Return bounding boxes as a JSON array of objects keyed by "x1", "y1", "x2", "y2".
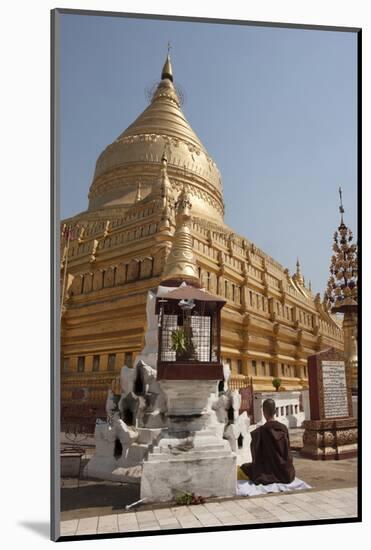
[
  {"x1": 60, "y1": 53, "x2": 343, "y2": 430},
  {"x1": 324, "y1": 188, "x2": 358, "y2": 394},
  {"x1": 161, "y1": 186, "x2": 199, "y2": 285}
]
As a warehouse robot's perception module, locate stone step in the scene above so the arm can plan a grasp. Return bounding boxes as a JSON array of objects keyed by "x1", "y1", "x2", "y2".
[
  {"x1": 157, "y1": 434, "x2": 231, "y2": 446},
  {"x1": 146, "y1": 449, "x2": 234, "y2": 462},
  {"x1": 155, "y1": 440, "x2": 230, "y2": 453}
]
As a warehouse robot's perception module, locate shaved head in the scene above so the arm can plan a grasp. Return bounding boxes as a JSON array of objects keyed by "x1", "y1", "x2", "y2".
[{"x1": 263, "y1": 398, "x2": 276, "y2": 419}]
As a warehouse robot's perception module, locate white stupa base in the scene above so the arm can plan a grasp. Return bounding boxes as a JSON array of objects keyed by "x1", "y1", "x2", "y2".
[
  {"x1": 141, "y1": 451, "x2": 236, "y2": 502},
  {"x1": 82, "y1": 421, "x2": 162, "y2": 483},
  {"x1": 140, "y1": 378, "x2": 237, "y2": 502}
]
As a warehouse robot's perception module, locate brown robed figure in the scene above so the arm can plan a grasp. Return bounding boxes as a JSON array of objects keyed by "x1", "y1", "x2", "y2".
[{"x1": 240, "y1": 399, "x2": 295, "y2": 485}]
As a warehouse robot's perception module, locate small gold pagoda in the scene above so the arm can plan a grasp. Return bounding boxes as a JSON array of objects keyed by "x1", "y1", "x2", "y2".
[
  {"x1": 161, "y1": 186, "x2": 199, "y2": 285},
  {"x1": 324, "y1": 188, "x2": 358, "y2": 393},
  {"x1": 60, "y1": 52, "x2": 343, "y2": 430}
]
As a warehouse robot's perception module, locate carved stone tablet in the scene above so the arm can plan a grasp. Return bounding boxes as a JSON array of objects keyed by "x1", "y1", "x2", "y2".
[
  {"x1": 322, "y1": 361, "x2": 349, "y2": 418},
  {"x1": 307, "y1": 348, "x2": 353, "y2": 421}
]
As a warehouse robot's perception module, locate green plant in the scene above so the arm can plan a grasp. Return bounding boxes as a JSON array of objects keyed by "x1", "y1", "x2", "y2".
[
  {"x1": 272, "y1": 377, "x2": 282, "y2": 391},
  {"x1": 171, "y1": 328, "x2": 188, "y2": 354},
  {"x1": 175, "y1": 492, "x2": 205, "y2": 505}
]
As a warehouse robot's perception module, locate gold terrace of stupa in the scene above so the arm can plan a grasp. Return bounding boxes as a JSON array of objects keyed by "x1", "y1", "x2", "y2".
[{"x1": 60, "y1": 54, "x2": 343, "y2": 428}]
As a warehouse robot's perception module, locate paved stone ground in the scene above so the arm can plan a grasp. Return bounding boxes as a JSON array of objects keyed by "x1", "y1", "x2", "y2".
[
  {"x1": 60, "y1": 486, "x2": 358, "y2": 537},
  {"x1": 60, "y1": 454, "x2": 357, "y2": 520},
  {"x1": 60, "y1": 429, "x2": 358, "y2": 536}
]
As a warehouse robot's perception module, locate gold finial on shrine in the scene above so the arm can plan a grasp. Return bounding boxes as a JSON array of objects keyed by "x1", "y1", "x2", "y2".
[
  {"x1": 161, "y1": 43, "x2": 173, "y2": 82},
  {"x1": 295, "y1": 258, "x2": 304, "y2": 286},
  {"x1": 161, "y1": 187, "x2": 199, "y2": 285},
  {"x1": 156, "y1": 147, "x2": 175, "y2": 236}
]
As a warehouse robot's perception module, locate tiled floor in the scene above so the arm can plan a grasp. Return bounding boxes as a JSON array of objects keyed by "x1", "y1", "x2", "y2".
[{"x1": 60, "y1": 486, "x2": 358, "y2": 537}]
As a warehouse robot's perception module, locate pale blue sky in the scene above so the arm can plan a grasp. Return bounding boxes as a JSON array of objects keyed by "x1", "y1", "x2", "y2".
[{"x1": 59, "y1": 13, "x2": 357, "y2": 295}]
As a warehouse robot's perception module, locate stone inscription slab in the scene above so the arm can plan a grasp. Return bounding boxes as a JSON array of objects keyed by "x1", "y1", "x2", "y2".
[{"x1": 322, "y1": 360, "x2": 349, "y2": 418}]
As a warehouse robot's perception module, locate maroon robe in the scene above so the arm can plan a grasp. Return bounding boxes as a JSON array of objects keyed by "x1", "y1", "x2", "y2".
[{"x1": 241, "y1": 420, "x2": 295, "y2": 485}]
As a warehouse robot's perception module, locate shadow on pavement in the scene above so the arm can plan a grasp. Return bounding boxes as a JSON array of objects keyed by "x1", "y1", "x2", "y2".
[{"x1": 61, "y1": 482, "x2": 140, "y2": 513}]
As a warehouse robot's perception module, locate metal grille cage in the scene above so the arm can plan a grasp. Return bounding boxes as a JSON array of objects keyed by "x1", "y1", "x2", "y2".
[
  {"x1": 160, "y1": 313, "x2": 216, "y2": 362},
  {"x1": 157, "y1": 291, "x2": 222, "y2": 364}
]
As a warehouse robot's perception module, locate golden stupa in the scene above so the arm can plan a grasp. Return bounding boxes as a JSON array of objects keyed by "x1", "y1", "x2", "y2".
[
  {"x1": 88, "y1": 54, "x2": 223, "y2": 222},
  {"x1": 60, "y1": 53, "x2": 343, "y2": 429}
]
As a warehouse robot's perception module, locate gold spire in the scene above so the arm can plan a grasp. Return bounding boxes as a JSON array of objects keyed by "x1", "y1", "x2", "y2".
[
  {"x1": 295, "y1": 258, "x2": 304, "y2": 286},
  {"x1": 161, "y1": 187, "x2": 199, "y2": 285},
  {"x1": 161, "y1": 43, "x2": 173, "y2": 82},
  {"x1": 157, "y1": 149, "x2": 175, "y2": 235}
]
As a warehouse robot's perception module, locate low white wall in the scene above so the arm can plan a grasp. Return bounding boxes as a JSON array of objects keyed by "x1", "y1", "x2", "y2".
[
  {"x1": 253, "y1": 391, "x2": 305, "y2": 428},
  {"x1": 301, "y1": 389, "x2": 311, "y2": 421}
]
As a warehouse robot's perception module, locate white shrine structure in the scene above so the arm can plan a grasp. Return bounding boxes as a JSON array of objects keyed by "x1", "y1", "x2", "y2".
[{"x1": 84, "y1": 188, "x2": 310, "y2": 500}]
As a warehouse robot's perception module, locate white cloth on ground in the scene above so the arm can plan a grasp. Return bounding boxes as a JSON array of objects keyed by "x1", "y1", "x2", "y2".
[{"x1": 237, "y1": 477, "x2": 311, "y2": 497}]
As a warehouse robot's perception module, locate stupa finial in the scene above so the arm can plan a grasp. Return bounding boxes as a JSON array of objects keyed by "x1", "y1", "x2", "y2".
[
  {"x1": 161, "y1": 43, "x2": 173, "y2": 82},
  {"x1": 156, "y1": 148, "x2": 175, "y2": 237},
  {"x1": 161, "y1": 187, "x2": 199, "y2": 284},
  {"x1": 295, "y1": 258, "x2": 304, "y2": 286}
]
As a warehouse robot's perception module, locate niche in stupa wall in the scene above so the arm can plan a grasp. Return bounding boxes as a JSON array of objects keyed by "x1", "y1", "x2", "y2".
[
  {"x1": 224, "y1": 279, "x2": 231, "y2": 300},
  {"x1": 256, "y1": 294, "x2": 264, "y2": 311},
  {"x1": 70, "y1": 274, "x2": 83, "y2": 296},
  {"x1": 82, "y1": 273, "x2": 93, "y2": 293},
  {"x1": 140, "y1": 257, "x2": 153, "y2": 279},
  {"x1": 127, "y1": 259, "x2": 140, "y2": 282},
  {"x1": 116, "y1": 263, "x2": 127, "y2": 285},
  {"x1": 237, "y1": 286, "x2": 242, "y2": 305},
  {"x1": 92, "y1": 270, "x2": 103, "y2": 291},
  {"x1": 103, "y1": 267, "x2": 116, "y2": 288},
  {"x1": 153, "y1": 249, "x2": 167, "y2": 277},
  {"x1": 248, "y1": 291, "x2": 256, "y2": 308}
]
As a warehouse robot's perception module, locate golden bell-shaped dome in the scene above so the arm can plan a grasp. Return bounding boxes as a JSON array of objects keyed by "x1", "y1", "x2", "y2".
[{"x1": 88, "y1": 54, "x2": 224, "y2": 222}]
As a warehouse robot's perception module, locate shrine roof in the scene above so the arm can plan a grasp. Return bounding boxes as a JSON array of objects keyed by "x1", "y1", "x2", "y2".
[{"x1": 157, "y1": 283, "x2": 226, "y2": 304}]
